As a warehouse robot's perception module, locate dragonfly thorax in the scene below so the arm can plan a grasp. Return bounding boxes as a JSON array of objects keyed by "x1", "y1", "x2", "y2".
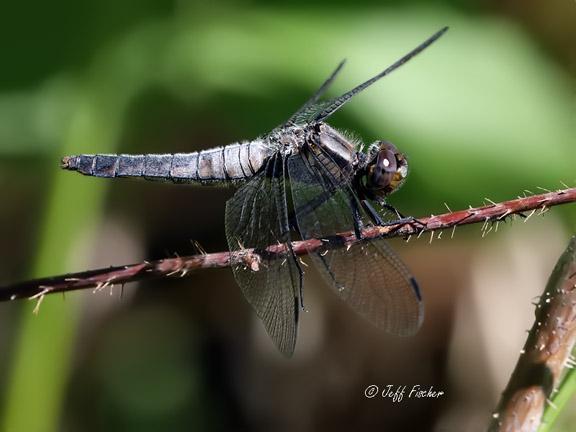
[
  {"x1": 309, "y1": 123, "x2": 359, "y2": 166},
  {"x1": 269, "y1": 125, "x2": 307, "y2": 155}
]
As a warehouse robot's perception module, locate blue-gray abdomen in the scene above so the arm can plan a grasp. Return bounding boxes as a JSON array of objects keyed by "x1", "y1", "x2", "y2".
[{"x1": 61, "y1": 140, "x2": 272, "y2": 184}]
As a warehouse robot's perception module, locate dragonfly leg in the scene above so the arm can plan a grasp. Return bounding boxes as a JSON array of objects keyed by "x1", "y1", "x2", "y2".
[
  {"x1": 350, "y1": 196, "x2": 364, "y2": 240},
  {"x1": 380, "y1": 202, "x2": 406, "y2": 220},
  {"x1": 365, "y1": 200, "x2": 426, "y2": 232},
  {"x1": 361, "y1": 200, "x2": 385, "y2": 225},
  {"x1": 378, "y1": 217, "x2": 427, "y2": 241}
]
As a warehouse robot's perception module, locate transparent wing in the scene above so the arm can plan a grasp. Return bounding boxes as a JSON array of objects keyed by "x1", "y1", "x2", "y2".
[
  {"x1": 285, "y1": 101, "x2": 332, "y2": 127},
  {"x1": 312, "y1": 27, "x2": 448, "y2": 122},
  {"x1": 287, "y1": 147, "x2": 423, "y2": 336},
  {"x1": 282, "y1": 60, "x2": 346, "y2": 127},
  {"x1": 313, "y1": 237, "x2": 423, "y2": 335},
  {"x1": 281, "y1": 27, "x2": 448, "y2": 126},
  {"x1": 225, "y1": 154, "x2": 302, "y2": 356}
]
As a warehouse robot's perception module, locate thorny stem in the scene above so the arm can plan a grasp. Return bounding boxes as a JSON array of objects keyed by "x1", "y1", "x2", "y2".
[
  {"x1": 488, "y1": 235, "x2": 576, "y2": 432},
  {"x1": 1, "y1": 187, "x2": 575, "y2": 303}
]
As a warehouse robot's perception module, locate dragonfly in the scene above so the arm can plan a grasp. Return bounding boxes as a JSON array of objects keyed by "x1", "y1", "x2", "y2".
[{"x1": 61, "y1": 27, "x2": 448, "y2": 356}]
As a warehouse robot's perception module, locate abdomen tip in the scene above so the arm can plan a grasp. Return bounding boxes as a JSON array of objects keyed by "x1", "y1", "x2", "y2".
[{"x1": 61, "y1": 156, "x2": 75, "y2": 169}]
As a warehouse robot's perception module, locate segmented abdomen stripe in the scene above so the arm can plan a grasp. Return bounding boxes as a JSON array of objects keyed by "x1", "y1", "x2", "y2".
[{"x1": 62, "y1": 139, "x2": 271, "y2": 183}]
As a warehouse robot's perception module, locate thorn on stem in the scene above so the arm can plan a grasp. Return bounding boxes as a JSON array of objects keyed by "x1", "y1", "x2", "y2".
[{"x1": 32, "y1": 294, "x2": 45, "y2": 314}]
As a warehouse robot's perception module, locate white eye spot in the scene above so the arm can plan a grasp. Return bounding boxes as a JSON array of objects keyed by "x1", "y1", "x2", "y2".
[
  {"x1": 399, "y1": 165, "x2": 408, "y2": 177},
  {"x1": 383, "y1": 158, "x2": 390, "y2": 167}
]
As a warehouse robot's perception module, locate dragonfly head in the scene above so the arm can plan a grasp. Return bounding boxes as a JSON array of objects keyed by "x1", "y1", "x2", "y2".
[{"x1": 363, "y1": 141, "x2": 408, "y2": 199}]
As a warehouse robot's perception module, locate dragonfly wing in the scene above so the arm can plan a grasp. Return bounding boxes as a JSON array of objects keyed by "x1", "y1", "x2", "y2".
[
  {"x1": 286, "y1": 147, "x2": 423, "y2": 336},
  {"x1": 281, "y1": 27, "x2": 448, "y2": 126},
  {"x1": 225, "y1": 154, "x2": 301, "y2": 356},
  {"x1": 313, "y1": 237, "x2": 423, "y2": 335},
  {"x1": 283, "y1": 60, "x2": 345, "y2": 127}
]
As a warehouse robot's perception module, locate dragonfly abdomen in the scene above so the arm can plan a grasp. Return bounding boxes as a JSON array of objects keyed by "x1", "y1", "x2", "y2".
[{"x1": 61, "y1": 140, "x2": 272, "y2": 184}]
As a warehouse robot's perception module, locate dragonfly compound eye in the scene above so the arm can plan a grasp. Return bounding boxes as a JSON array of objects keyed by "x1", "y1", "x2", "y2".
[{"x1": 365, "y1": 141, "x2": 409, "y2": 198}]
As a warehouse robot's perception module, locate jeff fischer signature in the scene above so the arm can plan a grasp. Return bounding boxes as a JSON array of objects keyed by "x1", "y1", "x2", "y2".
[{"x1": 364, "y1": 384, "x2": 445, "y2": 402}]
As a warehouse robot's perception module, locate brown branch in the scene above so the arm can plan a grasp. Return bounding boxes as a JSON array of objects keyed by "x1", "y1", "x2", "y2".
[
  {"x1": 488, "y1": 235, "x2": 576, "y2": 432},
  {"x1": 1, "y1": 187, "x2": 575, "y2": 303}
]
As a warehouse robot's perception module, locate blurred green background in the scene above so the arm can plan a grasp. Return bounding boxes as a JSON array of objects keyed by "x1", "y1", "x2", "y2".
[{"x1": 0, "y1": 0, "x2": 574, "y2": 431}]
